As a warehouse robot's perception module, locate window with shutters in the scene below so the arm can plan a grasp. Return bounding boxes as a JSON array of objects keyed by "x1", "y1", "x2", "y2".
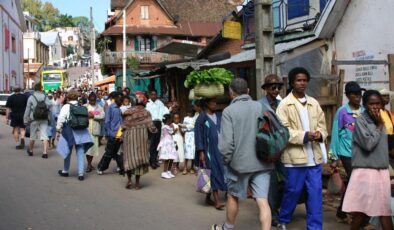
[
  {"x1": 135, "y1": 36, "x2": 155, "y2": 51},
  {"x1": 4, "y1": 27, "x2": 10, "y2": 50},
  {"x1": 141, "y1": 6, "x2": 149, "y2": 20}
]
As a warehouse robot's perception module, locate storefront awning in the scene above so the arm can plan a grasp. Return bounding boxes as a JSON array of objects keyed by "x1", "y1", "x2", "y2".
[
  {"x1": 155, "y1": 39, "x2": 207, "y2": 57},
  {"x1": 165, "y1": 60, "x2": 209, "y2": 70},
  {"x1": 94, "y1": 75, "x2": 116, "y2": 86}
]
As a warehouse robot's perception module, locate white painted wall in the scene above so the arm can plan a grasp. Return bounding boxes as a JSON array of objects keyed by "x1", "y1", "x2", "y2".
[
  {"x1": 0, "y1": 0, "x2": 24, "y2": 92},
  {"x1": 334, "y1": 0, "x2": 394, "y2": 92}
]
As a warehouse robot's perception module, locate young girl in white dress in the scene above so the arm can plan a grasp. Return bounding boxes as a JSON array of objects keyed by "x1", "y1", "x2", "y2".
[
  {"x1": 172, "y1": 113, "x2": 184, "y2": 174},
  {"x1": 181, "y1": 108, "x2": 197, "y2": 174},
  {"x1": 157, "y1": 114, "x2": 177, "y2": 179}
]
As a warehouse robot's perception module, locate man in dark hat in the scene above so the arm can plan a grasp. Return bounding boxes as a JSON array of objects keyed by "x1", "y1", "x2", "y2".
[
  {"x1": 259, "y1": 74, "x2": 283, "y2": 111},
  {"x1": 329, "y1": 81, "x2": 364, "y2": 223},
  {"x1": 258, "y1": 74, "x2": 285, "y2": 227}
]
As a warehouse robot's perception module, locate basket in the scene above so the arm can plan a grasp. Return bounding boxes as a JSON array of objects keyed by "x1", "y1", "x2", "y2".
[{"x1": 194, "y1": 83, "x2": 224, "y2": 98}]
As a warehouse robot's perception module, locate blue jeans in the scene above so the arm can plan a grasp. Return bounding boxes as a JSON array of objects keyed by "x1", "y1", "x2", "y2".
[
  {"x1": 64, "y1": 144, "x2": 85, "y2": 176},
  {"x1": 279, "y1": 165, "x2": 323, "y2": 230}
]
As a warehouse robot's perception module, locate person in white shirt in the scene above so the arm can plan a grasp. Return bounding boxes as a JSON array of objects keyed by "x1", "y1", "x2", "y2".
[{"x1": 146, "y1": 90, "x2": 169, "y2": 169}]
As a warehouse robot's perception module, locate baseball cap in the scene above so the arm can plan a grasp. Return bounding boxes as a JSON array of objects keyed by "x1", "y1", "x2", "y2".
[{"x1": 345, "y1": 81, "x2": 365, "y2": 94}]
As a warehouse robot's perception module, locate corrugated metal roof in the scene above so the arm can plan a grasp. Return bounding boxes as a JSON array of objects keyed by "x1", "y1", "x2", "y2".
[{"x1": 201, "y1": 49, "x2": 255, "y2": 67}]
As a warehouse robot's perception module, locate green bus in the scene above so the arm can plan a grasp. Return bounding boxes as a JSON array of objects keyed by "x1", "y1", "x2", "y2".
[{"x1": 41, "y1": 69, "x2": 68, "y2": 92}]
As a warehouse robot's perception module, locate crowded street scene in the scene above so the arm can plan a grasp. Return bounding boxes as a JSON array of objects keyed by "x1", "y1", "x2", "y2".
[{"x1": 0, "y1": 0, "x2": 393, "y2": 229}]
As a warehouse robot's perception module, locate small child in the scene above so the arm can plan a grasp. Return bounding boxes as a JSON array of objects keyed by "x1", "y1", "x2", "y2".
[
  {"x1": 120, "y1": 96, "x2": 131, "y2": 114},
  {"x1": 172, "y1": 113, "x2": 184, "y2": 174},
  {"x1": 181, "y1": 108, "x2": 196, "y2": 174},
  {"x1": 157, "y1": 114, "x2": 177, "y2": 179}
]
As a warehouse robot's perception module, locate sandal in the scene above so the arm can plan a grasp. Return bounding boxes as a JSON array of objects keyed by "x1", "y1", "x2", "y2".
[
  {"x1": 135, "y1": 185, "x2": 141, "y2": 190},
  {"x1": 125, "y1": 182, "x2": 133, "y2": 189},
  {"x1": 182, "y1": 169, "x2": 188, "y2": 175},
  {"x1": 215, "y1": 203, "x2": 225, "y2": 210}
]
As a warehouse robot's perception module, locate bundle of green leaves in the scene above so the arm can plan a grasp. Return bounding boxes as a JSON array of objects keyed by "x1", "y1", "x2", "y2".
[{"x1": 184, "y1": 68, "x2": 234, "y2": 88}]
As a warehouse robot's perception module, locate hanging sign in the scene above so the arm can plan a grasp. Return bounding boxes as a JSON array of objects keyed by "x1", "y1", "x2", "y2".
[{"x1": 222, "y1": 20, "x2": 242, "y2": 40}]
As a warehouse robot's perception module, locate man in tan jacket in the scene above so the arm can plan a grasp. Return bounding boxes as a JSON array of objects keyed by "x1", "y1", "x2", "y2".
[{"x1": 276, "y1": 67, "x2": 328, "y2": 230}]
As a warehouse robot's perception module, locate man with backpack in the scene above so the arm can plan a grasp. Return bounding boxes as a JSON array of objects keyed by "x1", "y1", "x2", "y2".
[
  {"x1": 212, "y1": 78, "x2": 273, "y2": 230},
  {"x1": 259, "y1": 74, "x2": 286, "y2": 227},
  {"x1": 23, "y1": 82, "x2": 52, "y2": 158}
]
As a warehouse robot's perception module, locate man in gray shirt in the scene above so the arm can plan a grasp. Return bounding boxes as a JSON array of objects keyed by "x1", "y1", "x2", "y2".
[
  {"x1": 24, "y1": 82, "x2": 52, "y2": 158},
  {"x1": 212, "y1": 78, "x2": 273, "y2": 230}
]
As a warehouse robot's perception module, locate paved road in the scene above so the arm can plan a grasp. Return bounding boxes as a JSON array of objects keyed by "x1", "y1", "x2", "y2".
[{"x1": 0, "y1": 120, "x2": 348, "y2": 230}]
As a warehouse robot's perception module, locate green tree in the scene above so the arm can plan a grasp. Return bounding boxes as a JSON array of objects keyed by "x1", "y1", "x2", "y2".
[
  {"x1": 127, "y1": 57, "x2": 140, "y2": 70},
  {"x1": 66, "y1": 45, "x2": 75, "y2": 56},
  {"x1": 56, "y1": 14, "x2": 75, "y2": 27},
  {"x1": 22, "y1": 0, "x2": 59, "y2": 31}
]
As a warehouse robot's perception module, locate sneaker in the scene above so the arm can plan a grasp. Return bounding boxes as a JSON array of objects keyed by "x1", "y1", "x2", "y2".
[
  {"x1": 190, "y1": 168, "x2": 195, "y2": 174},
  {"x1": 277, "y1": 224, "x2": 287, "y2": 230},
  {"x1": 182, "y1": 169, "x2": 188, "y2": 175},
  {"x1": 167, "y1": 171, "x2": 175, "y2": 178},
  {"x1": 58, "y1": 170, "x2": 69, "y2": 177},
  {"x1": 42, "y1": 153, "x2": 48, "y2": 159},
  {"x1": 211, "y1": 224, "x2": 224, "y2": 230},
  {"x1": 161, "y1": 172, "x2": 171, "y2": 179},
  {"x1": 97, "y1": 170, "x2": 103, "y2": 175},
  {"x1": 78, "y1": 175, "x2": 84, "y2": 181}
]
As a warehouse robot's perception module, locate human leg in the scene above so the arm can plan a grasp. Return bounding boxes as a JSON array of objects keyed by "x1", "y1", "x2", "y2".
[
  {"x1": 149, "y1": 121, "x2": 161, "y2": 167},
  {"x1": 351, "y1": 212, "x2": 368, "y2": 230},
  {"x1": 226, "y1": 194, "x2": 239, "y2": 225},
  {"x1": 305, "y1": 165, "x2": 323, "y2": 230},
  {"x1": 12, "y1": 127, "x2": 20, "y2": 143},
  {"x1": 337, "y1": 156, "x2": 352, "y2": 220},
  {"x1": 126, "y1": 171, "x2": 132, "y2": 189},
  {"x1": 63, "y1": 149, "x2": 72, "y2": 172},
  {"x1": 213, "y1": 190, "x2": 225, "y2": 210},
  {"x1": 86, "y1": 155, "x2": 94, "y2": 172},
  {"x1": 278, "y1": 167, "x2": 307, "y2": 225},
  {"x1": 256, "y1": 198, "x2": 272, "y2": 230},
  {"x1": 380, "y1": 216, "x2": 394, "y2": 230},
  {"x1": 75, "y1": 145, "x2": 85, "y2": 176},
  {"x1": 135, "y1": 175, "x2": 141, "y2": 189},
  {"x1": 97, "y1": 137, "x2": 117, "y2": 172},
  {"x1": 38, "y1": 121, "x2": 49, "y2": 155}
]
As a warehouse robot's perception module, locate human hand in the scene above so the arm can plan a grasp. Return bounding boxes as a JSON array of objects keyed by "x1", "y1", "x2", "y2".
[
  {"x1": 88, "y1": 112, "x2": 94, "y2": 119},
  {"x1": 313, "y1": 131, "x2": 321, "y2": 141},
  {"x1": 370, "y1": 109, "x2": 383, "y2": 125}
]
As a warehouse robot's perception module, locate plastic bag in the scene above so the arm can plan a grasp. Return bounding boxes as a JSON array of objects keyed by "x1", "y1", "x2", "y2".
[
  {"x1": 196, "y1": 167, "x2": 211, "y2": 194},
  {"x1": 328, "y1": 170, "x2": 345, "y2": 195}
]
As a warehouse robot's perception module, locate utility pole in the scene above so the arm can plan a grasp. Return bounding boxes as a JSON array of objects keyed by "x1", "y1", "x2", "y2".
[
  {"x1": 122, "y1": 9, "x2": 127, "y2": 88},
  {"x1": 254, "y1": 0, "x2": 275, "y2": 99},
  {"x1": 90, "y1": 7, "x2": 96, "y2": 88}
]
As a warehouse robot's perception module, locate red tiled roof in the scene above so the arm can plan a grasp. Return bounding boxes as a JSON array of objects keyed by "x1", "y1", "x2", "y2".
[{"x1": 102, "y1": 21, "x2": 221, "y2": 37}]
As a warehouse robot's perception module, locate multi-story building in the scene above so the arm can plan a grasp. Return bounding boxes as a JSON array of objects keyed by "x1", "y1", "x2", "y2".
[
  {"x1": 101, "y1": 0, "x2": 234, "y2": 73},
  {"x1": 0, "y1": 0, "x2": 26, "y2": 92},
  {"x1": 49, "y1": 27, "x2": 84, "y2": 56},
  {"x1": 23, "y1": 12, "x2": 49, "y2": 89},
  {"x1": 39, "y1": 32, "x2": 67, "y2": 67}
]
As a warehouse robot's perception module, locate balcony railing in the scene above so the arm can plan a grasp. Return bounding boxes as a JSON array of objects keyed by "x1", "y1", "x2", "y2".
[{"x1": 102, "y1": 51, "x2": 182, "y2": 65}]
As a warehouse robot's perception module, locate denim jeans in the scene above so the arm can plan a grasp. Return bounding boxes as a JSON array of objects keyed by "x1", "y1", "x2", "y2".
[{"x1": 64, "y1": 144, "x2": 85, "y2": 176}]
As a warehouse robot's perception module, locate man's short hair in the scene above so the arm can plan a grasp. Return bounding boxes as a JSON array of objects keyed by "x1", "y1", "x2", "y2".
[
  {"x1": 14, "y1": 87, "x2": 21, "y2": 93},
  {"x1": 288, "y1": 67, "x2": 310, "y2": 86},
  {"x1": 34, "y1": 82, "x2": 42, "y2": 91},
  {"x1": 230, "y1": 78, "x2": 248, "y2": 95}
]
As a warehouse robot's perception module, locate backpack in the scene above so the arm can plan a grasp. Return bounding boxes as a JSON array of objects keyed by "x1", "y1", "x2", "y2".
[
  {"x1": 256, "y1": 106, "x2": 290, "y2": 162},
  {"x1": 32, "y1": 95, "x2": 49, "y2": 120},
  {"x1": 67, "y1": 104, "x2": 89, "y2": 129}
]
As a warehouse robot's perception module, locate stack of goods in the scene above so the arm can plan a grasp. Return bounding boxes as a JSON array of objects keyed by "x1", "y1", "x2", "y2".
[{"x1": 184, "y1": 68, "x2": 233, "y2": 99}]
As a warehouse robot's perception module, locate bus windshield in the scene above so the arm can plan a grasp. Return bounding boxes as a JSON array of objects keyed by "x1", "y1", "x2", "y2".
[{"x1": 43, "y1": 73, "x2": 61, "y2": 82}]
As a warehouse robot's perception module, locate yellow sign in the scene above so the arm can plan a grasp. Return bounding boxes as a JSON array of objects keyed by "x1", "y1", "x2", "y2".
[{"x1": 222, "y1": 21, "x2": 242, "y2": 40}]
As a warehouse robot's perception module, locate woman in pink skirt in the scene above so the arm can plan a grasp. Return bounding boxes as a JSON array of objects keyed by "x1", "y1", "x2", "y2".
[{"x1": 342, "y1": 90, "x2": 393, "y2": 230}]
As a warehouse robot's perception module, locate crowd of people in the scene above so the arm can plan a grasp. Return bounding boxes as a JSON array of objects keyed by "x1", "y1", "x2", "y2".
[{"x1": 3, "y1": 66, "x2": 394, "y2": 230}]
